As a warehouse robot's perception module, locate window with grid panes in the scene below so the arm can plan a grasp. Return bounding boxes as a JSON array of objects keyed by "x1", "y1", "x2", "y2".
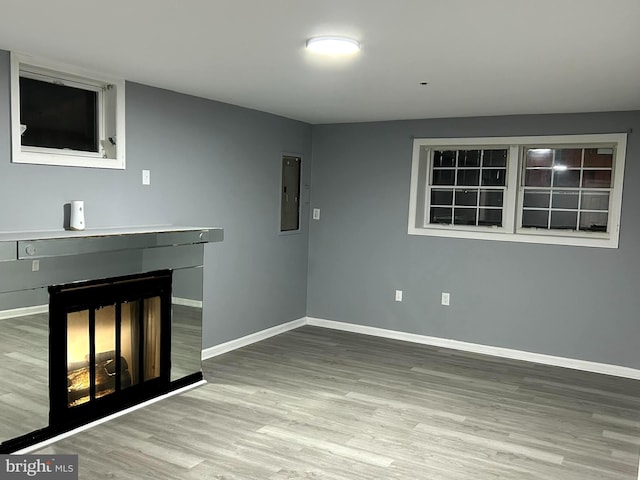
[
  {"x1": 430, "y1": 148, "x2": 507, "y2": 227},
  {"x1": 408, "y1": 134, "x2": 627, "y2": 248},
  {"x1": 520, "y1": 147, "x2": 613, "y2": 232}
]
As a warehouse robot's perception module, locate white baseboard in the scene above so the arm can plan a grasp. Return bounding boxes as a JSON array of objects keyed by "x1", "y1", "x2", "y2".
[
  {"x1": 5, "y1": 303, "x2": 637, "y2": 381},
  {"x1": 200, "y1": 316, "x2": 640, "y2": 380},
  {"x1": 172, "y1": 297, "x2": 203, "y2": 308},
  {"x1": 305, "y1": 317, "x2": 640, "y2": 381},
  {"x1": 201, "y1": 317, "x2": 306, "y2": 360},
  {"x1": 0, "y1": 304, "x2": 48, "y2": 320},
  {"x1": 15, "y1": 380, "x2": 207, "y2": 454}
]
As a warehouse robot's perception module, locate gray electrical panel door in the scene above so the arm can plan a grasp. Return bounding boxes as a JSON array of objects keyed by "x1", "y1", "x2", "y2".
[{"x1": 281, "y1": 155, "x2": 301, "y2": 232}]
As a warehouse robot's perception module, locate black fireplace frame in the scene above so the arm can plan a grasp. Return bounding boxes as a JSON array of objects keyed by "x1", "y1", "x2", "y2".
[{"x1": 48, "y1": 270, "x2": 173, "y2": 428}]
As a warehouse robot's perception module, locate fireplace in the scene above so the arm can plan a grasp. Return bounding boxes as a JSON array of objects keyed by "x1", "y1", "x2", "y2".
[
  {"x1": 0, "y1": 227, "x2": 223, "y2": 453},
  {"x1": 49, "y1": 271, "x2": 172, "y2": 427}
]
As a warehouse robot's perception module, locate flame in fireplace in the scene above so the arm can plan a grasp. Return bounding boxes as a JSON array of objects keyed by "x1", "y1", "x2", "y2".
[
  {"x1": 65, "y1": 299, "x2": 160, "y2": 408},
  {"x1": 66, "y1": 305, "x2": 134, "y2": 407},
  {"x1": 67, "y1": 352, "x2": 132, "y2": 407}
]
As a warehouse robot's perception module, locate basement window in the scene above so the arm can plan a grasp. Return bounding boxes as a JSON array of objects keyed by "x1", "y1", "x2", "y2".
[
  {"x1": 408, "y1": 134, "x2": 627, "y2": 248},
  {"x1": 10, "y1": 53, "x2": 125, "y2": 169}
]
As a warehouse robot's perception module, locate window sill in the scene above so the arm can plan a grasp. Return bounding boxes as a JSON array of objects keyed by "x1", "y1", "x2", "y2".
[
  {"x1": 408, "y1": 225, "x2": 618, "y2": 248},
  {"x1": 12, "y1": 151, "x2": 125, "y2": 170}
]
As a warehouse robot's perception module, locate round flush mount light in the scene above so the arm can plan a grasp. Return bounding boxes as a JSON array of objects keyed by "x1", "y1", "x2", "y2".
[{"x1": 306, "y1": 36, "x2": 361, "y2": 55}]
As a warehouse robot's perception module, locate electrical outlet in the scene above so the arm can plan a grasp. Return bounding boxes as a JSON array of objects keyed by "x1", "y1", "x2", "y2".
[
  {"x1": 441, "y1": 292, "x2": 450, "y2": 306},
  {"x1": 395, "y1": 290, "x2": 403, "y2": 302},
  {"x1": 312, "y1": 208, "x2": 320, "y2": 220}
]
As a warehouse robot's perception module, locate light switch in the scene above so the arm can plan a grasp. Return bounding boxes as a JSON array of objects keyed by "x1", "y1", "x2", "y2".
[
  {"x1": 142, "y1": 170, "x2": 151, "y2": 185},
  {"x1": 441, "y1": 292, "x2": 450, "y2": 306}
]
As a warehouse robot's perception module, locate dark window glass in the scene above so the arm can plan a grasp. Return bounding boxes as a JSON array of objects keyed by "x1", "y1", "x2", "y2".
[
  {"x1": 423, "y1": 143, "x2": 617, "y2": 238},
  {"x1": 523, "y1": 191, "x2": 550, "y2": 208},
  {"x1": 554, "y1": 149, "x2": 582, "y2": 168},
  {"x1": 453, "y1": 208, "x2": 477, "y2": 226},
  {"x1": 579, "y1": 212, "x2": 608, "y2": 232},
  {"x1": 582, "y1": 170, "x2": 611, "y2": 188},
  {"x1": 431, "y1": 189, "x2": 453, "y2": 206},
  {"x1": 478, "y1": 209, "x2": 502, "y2": 226},
  {"x1": 481, "y1": 169, "x2": 506, "y2": 186},
  {"x1": 20, "y1": 76, "x2": 98, "y2": 153},
  {"x1": 526, "y1": 149, "x2": 553, "y2": 167},
  {"x1": 458, "y1": 150, "x2": 480, "y2": 167},
  {"x1": 433, "y1": 150, "x2": 456, "y2": 167},
  {"x1": 551, "y1": 192, "x2": 579, "y2": 210},
  {"x1": 479, "y1": 190, "x2": 503, "y2": 207},
  {"x1": 581, "y1": 192, "x2": 609, "y2": 211},
  {"x1": 456, "y1": 169, "x2": 480, "y2": 186},
  {"x1": 550, "y1": 211, "x2": 577, "y2": 230},
  {"x1": 431, "y1": 207, "x2": 452, "y2": 224},
  {"x1": 584, "y1": 148, "x2": 613, "y2": 168},
  {"x1": 454, "y1": 189, "x2": 477, "y2": 206},
  {"x1": 433, "y1": 169, "x2": 455, "y2": 185},
  {"x1": 482, "y1": 149, "x2": 507, "y2": 167},
  {"x1": 522, "y1": 210, "x2": 549, "y2": 228},
  {"x1": 552, "y1": 170, "x2": 580, "y2": 188},
  {"x1": 525, "y1": 169, "x2": 551, "y2": 187}
]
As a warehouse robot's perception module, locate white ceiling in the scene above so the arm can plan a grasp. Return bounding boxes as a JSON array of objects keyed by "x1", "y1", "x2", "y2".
[{"x1": 0, "y1": 0, "x2": 639, "y2": 124}]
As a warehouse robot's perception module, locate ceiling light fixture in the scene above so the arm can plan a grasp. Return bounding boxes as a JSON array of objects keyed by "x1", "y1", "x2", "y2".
[{"x1": 306, "y1": 36, "x2": 361, "y2": 55}]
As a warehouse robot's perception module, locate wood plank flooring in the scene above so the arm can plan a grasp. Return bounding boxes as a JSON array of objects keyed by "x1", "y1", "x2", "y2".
[
  {"x1": 0, "y1": 311, "x2": 49, "y2": 440},
  {"x1": 36, "y1": 326, "x2": 640, "y2": 479}
]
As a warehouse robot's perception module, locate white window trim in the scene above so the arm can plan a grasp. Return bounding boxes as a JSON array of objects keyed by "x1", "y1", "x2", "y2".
[
  {"x1": 10, "y1": 52, "x2": 126, "y2": 169},
  {"x1": 408, "y1": 134, "x2": 627, "y2": 248}
]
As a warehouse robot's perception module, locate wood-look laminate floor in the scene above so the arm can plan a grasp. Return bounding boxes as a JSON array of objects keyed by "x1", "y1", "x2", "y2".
[
  {"x1": 37, "y1": 326, "x2": 640, "y2": 479},
  {"x1": 0, "y1": 311, "x2": 49, "y2": 440}
]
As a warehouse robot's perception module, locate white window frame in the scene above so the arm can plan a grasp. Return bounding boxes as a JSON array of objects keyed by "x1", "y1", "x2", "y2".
[
  {"x1": 408, "y1": 134, "x2": 627, "y2": 248},
  {"x1": 10, "y1": 53, "x2": 126, "y2": 169}
]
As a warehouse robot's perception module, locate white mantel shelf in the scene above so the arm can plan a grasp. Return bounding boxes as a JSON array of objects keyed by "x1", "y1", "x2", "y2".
[
  {"x1": 0, "y1": 226, "x2": 223, "y2": 261},
  {"x1": 0, "y1": 226, "x2": 222, "y2": 242}
]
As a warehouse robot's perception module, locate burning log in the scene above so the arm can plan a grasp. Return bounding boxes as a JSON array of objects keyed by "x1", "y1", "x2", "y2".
[{"x1": 67, "y1": 350, "x2": 132, "y2": 406}]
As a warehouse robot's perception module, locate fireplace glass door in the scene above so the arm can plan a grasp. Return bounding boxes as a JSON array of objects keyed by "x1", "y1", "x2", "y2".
[
  {"x1": 50, "y1": 271, "x2": 171, "y2": 425},
  {"x1": 66, "y1": 297, "x2": 162, "y2": 407}
]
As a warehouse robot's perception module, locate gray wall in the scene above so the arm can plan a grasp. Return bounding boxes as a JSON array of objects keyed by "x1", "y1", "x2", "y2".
[
  {"x1": 308, "y1": 112, "x2": 640, "y2": 369},
  {"x1": 0, "y1": 49, "x2": 313, "y2": 348},
  {"x1": 3, "y1": 45, "x2": 640, "y2": 370}
]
